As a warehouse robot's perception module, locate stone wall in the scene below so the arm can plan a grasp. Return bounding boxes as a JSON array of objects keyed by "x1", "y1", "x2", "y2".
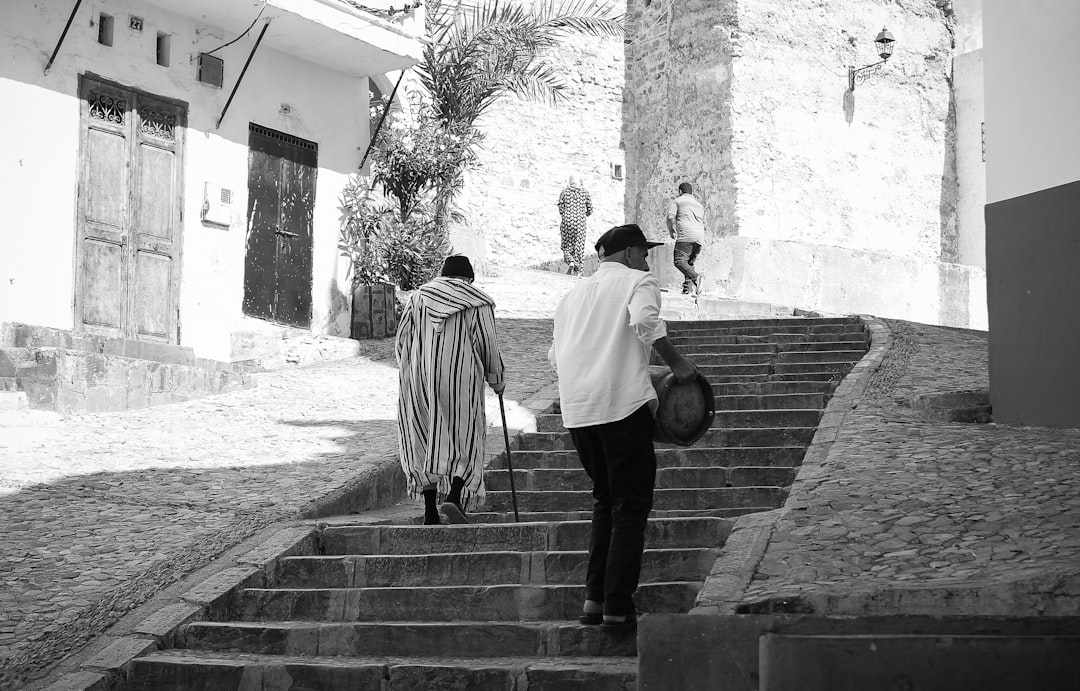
[
  {"x1": 624, "y1": 0, "x2": 987, "y2": 328},
  {"x1": 449, "y1": 3, "x2": 626, "y2": 273}
]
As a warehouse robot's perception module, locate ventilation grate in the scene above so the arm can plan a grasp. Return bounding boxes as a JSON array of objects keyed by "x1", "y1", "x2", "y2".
[{"x1": 249, "y1": 123, "x2": 318, "y2": 151}]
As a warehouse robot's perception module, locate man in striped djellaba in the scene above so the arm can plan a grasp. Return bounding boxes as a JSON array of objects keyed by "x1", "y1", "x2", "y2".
[{"x1": 396, "y1": 255, "x2": 506, "y2": 525}]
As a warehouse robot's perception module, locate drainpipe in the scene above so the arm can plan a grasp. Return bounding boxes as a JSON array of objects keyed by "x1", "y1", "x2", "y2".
[
  {"x1": 44, "y1": 0, "x2": 85, "y2": 75},
  {"x1": 359, "y1": 70, "x2": 406, "y2": 171},
  {"x1": 215, "y1": 19, "x2": 272, "y2": 129}
]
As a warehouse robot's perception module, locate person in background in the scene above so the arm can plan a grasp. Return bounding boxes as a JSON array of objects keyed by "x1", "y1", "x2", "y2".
[
  {"x1": 548, "y1": 224, "x2": 698, "y2": 631},
  {"x1": 666, "y1": 182, "x2": 706, "y2": 295},
  {"x1": 396, "y1": 255, "x2": 505, "y2": 525},
  {"x1": 557, "y1": 174, "x2": 594, "y2": 275}
]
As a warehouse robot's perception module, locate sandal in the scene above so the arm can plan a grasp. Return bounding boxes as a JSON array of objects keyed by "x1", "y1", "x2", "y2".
[{"x1": 600, "y1": 610, "x2": 638, "y2": 633}]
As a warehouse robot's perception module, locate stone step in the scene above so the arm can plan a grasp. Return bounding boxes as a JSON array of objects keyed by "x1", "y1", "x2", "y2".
[
  {"x1": 320, "y1": 517, "x2": 732, "y2": 555},
  {"x1": 772, "y1": 361, "x2": 858, "y2": 375},
  {"x1": 668, "y1": 316, "x2": 861, "y2": 329},
  {"x1": 275, "y1": 547, "x2": 720, "y2": 589},
  {"x1": 497, "y1": 446, "x2": 806, "y2": 470},
  {"x1": 180, "y1": 620, "x2": 638, "y2": 658},
  {"x1": 231, "y1": 582, "x2": 702, "y2": 622},
  {"x1": 487, "y1": 466, "x2": 795, "y2": 493},
  {"x1": 682, "y1": 340, "x2": 867, "y2": 355},
  {"x1": 482, "y1": 487, "x2": 786, "y2": 513},
  {"x1": 697, "y1": 363, "x2": 772, "y2": 377},
  {"x1": 668, "y1": 330, "x2": 867, "y2": 346},
  {"x1": 128, "y1": 650, "x2": 637, "y2": 691},
  {"x1": 683, "y1": 342, "x2": 779, "y2": 354},
  {"x1": 669, "y1": 320, "x2": 863, "y2": 333},
  {"x1": 464, "y1": 507, "x2": 771, "y2": 523},
  {"x1": 519, "y1": 427, "x2": 816, "y2": 451},
  {"x1": 714, "y1": 392, "x2": 825, "y2": 410},
  {"x1": 709, "y1": 380, "x2": 837, "y2": 396},
  {"x1": 534, "y1": 408, "x2": 821, "y2": 433},
  {"x1": 687, "y1": 350, "x2": 865, "y2": 367},
  {"x1": 777, "y1": 349, "x2": 866, "y2": 364},
  {"x1": 769, "y1": 372, "x2": 846, "y2": 383}
]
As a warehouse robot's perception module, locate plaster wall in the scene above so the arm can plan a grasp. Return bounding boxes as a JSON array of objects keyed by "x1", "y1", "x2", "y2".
[
  {"x1": 952, "y1": 0, "x2": 986, "y2": 269},
  {"x1": 624, "y1": 0, "x2": 985, "y2": 327},
  {"x1": 984, "y1": 0, "x2": 1080, "y2": 428},
  {"x1": 0, "y1": 0, "x2": 371, "y2": 361},
  {"x1": 984, "y1": 0, "x2": 1080, "y2": 203}
]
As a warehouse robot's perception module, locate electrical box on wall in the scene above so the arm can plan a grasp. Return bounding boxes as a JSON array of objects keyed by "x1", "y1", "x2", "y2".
[
  {"x1": 201, "y1": 182, "x2": 234, "y2": 227},
  {"x1": 198, "y1": 53, "x2": 224, "y2": 88}
]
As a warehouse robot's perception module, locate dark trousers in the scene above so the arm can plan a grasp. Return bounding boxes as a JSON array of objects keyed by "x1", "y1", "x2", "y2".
[
  {"x1": 568, "y1": 404, "x2": 657, "y2": 617},
  {"x1": 673, "y1": 241, "x2": 702, "y2": 293}
]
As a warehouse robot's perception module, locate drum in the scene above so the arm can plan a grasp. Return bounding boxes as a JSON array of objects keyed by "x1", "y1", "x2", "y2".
[{"x1": 649, "y1": 366, "x2": 716, "y2": 446}]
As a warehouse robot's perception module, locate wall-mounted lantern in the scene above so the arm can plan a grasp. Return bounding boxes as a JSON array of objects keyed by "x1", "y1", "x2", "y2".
[{"x1": 848, "y1": 27, "x2": 895, "y2": 91}]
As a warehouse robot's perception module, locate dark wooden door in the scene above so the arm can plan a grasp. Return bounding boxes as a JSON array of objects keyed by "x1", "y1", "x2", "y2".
[
  {"x1": 75, "y1": 77, "x2": 185, "y2": 342},
  {"x1": 243, "y1": 124, "x2": 317, "y2": 328}
]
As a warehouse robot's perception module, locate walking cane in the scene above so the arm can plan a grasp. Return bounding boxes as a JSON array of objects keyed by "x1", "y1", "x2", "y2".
[{"x1": 497, "y1": 392, "x2": 520, "y2": 523}]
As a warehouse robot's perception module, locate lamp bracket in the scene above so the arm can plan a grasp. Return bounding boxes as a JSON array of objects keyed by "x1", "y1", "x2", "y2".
[{"x1": 848, "y1": 58, "x2": 888, "y2": 91}]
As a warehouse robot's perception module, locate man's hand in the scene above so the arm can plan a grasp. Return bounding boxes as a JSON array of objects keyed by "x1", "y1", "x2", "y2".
[
  {"x1": 670, "y1": 357, "x2": 697, "y2": 384},
  {"x1": 652, "y1": 337, "x2": 698, "y2": 384},
  {"x1": 490, "y1": 381, "x2": 506, "y2": 395}
]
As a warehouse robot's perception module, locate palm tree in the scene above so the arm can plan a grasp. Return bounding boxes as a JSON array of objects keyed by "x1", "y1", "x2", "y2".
[{"x1": 414, "y1": 0, "x2": 626, "y2": 227}]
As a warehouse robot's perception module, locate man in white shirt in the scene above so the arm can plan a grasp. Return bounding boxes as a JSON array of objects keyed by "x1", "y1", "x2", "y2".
[
  {"x1": 548, "y1": 224, "x2": 698, "y2": 631},
  {"x1": 666, "y1": 182, "x2": 707, "y2": 295}
]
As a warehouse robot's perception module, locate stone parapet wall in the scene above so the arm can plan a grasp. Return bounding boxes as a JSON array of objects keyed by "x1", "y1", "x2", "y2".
[{"x1": 625, "y1": 0, "x2": 984, "y2": 328}]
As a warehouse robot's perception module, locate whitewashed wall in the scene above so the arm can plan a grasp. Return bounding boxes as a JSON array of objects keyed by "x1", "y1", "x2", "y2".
[{"x1": 0, "y1": 0, "x2": 370, "y2": 360}]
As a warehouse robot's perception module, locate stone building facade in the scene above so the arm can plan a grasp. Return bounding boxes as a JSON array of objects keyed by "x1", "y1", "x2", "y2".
[{"x1": 623, "y1": 0, "x2": 988, "y2": 328}]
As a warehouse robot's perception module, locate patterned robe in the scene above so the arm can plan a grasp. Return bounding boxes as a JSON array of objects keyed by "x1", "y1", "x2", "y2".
[
  {"x1": 558, "y1": 185, "x2": 593, "y2": 269},
  {"x1": 396, "y1": 277, "x2": 505, "y2": 509}
]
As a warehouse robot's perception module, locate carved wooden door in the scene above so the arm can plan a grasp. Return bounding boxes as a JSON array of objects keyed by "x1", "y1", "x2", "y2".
[
  {"x1": 243, "y1": 124, "x2": 316, "y2": 328},
  {"x1": 75, "y1": 76, "x2": 185, "y2": 343}
]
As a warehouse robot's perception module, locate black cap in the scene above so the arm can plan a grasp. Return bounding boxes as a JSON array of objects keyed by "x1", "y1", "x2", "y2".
[
  {"x1": 440, "y1": 255, "x2": 475, "y2": 280},
  {"x1": 595, "y1": 224, "x2": 664, "y2": 256}
]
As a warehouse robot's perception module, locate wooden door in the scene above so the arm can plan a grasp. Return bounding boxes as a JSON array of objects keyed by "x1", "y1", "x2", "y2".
[
  {"x1": 243, "y1": 124, "x2": 317, "y2": 328},
  {"x1": 75, "y1": 76, "x2": 185, "y2": 343}
]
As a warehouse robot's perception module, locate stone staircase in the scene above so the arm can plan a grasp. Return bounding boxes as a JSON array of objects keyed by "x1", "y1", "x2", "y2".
[{"x1": 125, "y1": 317, "x2": 869, "y2": 690}]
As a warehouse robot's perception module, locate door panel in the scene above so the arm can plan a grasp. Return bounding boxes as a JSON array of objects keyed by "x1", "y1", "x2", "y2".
[
  {"x1": 81, "y1": 240, "x2": 124, "y2": 329},
  {"x1": 244, "y1": 135, "x2": 283, "y2": 322},
  {"x1": 276, "y1": 146, "x2": 316, "y2": 327},
  {"x1": 76, "y1": 77, "x2": 185, "y2": 343},
  {"x1": 85, "y1": 128, "x2": 127, "y2": 230},
  {"x1": 137, "y1": 144, "x2": 175, "y2": 240},
  {"x1": 133, "y1": 251, "x2": 171, "y2": 339},
  {"x1": 244, "y1": 125, "x2": 316, "y2": 328}
]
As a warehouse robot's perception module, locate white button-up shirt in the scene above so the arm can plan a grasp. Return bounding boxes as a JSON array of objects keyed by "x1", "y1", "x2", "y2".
[{"x1": 548, "y1": 262, "x2": 668, "y2": 428}]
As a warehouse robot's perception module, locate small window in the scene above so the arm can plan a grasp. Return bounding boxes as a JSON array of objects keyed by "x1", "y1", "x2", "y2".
[
  {"x1": 611, "y1": 163, "x2": 624, "y2": 181},
  {"x1": 98, "y1": 13, "x2": 114, "y2": 46},
  {"x1": 156, "y1": 33, "x2": 171, "y2": 67}
]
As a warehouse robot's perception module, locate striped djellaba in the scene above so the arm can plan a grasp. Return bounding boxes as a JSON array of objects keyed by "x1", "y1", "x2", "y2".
[{"x1": 395, "y1": 277, "x2": 505, "y2": 510}]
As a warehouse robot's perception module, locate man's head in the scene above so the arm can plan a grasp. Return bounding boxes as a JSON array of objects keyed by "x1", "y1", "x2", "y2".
[
  {"x1": 678, "y1": 182, "x2": 693, "y2": 195},
  {"x1": 595, "y1": 224, "x2": 663, "y2": 271},
  {"x1": 440, "y1": 255, "x2": 475, "y2": 282}
]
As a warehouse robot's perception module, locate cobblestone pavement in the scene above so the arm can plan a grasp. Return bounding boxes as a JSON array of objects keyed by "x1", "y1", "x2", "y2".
[
  {"x1": 741, "y1": 319, "x2": 1080, "y2": 615},
  {"x1": 0, "y1": 268, "x2": 573, "y2": 687}
]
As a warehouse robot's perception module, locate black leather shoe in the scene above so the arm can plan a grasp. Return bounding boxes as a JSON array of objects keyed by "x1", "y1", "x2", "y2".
[{"x1": 578, "y1": 612, "x2": 603, "y2": 625}]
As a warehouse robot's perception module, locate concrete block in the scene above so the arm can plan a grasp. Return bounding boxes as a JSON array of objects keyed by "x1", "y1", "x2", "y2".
[
  {"x1": 40, "y1": 671, "x2": 111, "y2": 691},
  {"x1": 760, "y1": 633, "x2": 1080, "y2": 691},
  {"x1": 179, "y1": 566, "x2": 263, "y2": 608},
  {"x1": 82, "y1": 635, "x2": 158, "y2": 671},
  {"x1": 133, "y1": 602, "x2": 203, "y2": 639}
]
